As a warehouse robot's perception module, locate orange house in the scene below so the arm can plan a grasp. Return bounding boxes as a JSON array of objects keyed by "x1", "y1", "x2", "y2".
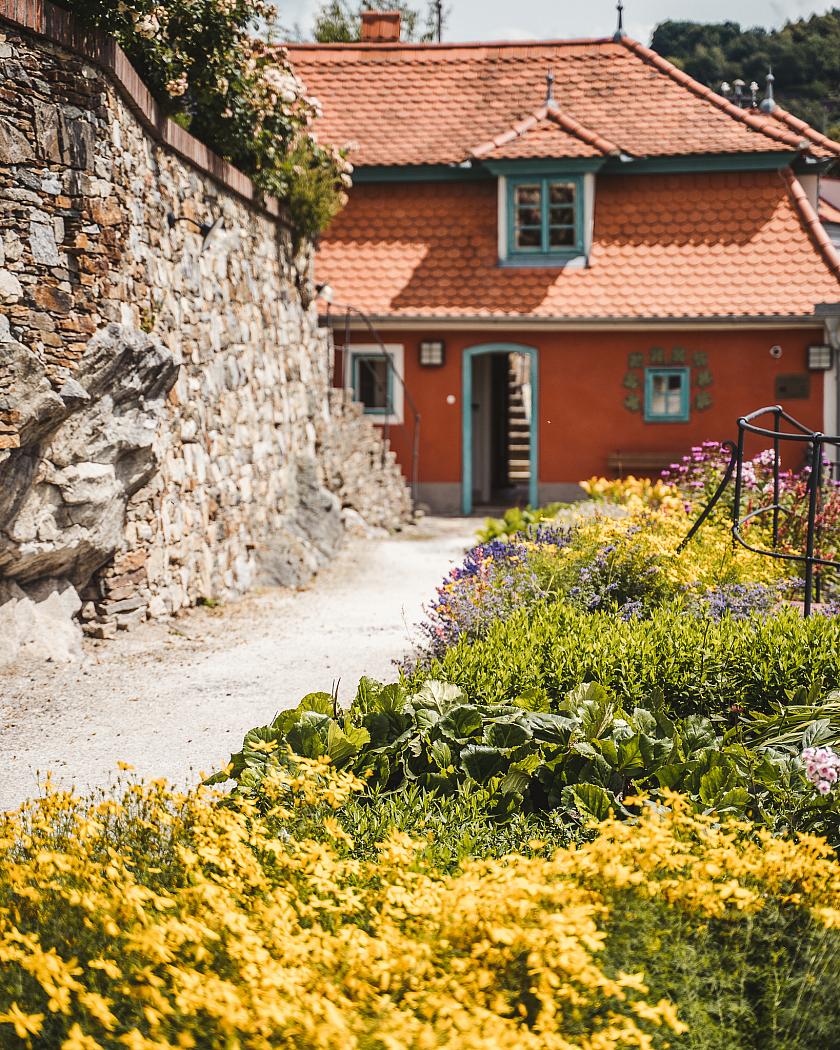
[{"x1": 288, "y1": 14, "x2": 840, "y2": 514}]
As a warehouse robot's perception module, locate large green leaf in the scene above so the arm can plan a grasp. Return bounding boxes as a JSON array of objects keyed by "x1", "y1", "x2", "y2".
[
  {"x1": 325, "y1": 721, "x2": 370, "y2": 765},
  {"x1": 460, "y1": 745, "x2": 509, "y2": 783},
  {"x1": 362, "y1": 711, "x2": 410, "y2": 748},
  {"x1": 529, "y1": 713, "x2": 575, "y2": 744},
  {"x1": 354, "y1": 677, "x2": 382, "y2": 712},
  {"x1": 243, "y1": 725, "x2": 283, "y2": 765},
  {"x1": 439, "y1": 704, "x2": 484, "y2": 740},
  {"x1": 500, "y1": 754, "x2": 541, "y2": 796},
  {"x1": 485, "y1": 718, "x2": 532, "y2": 750},
  {"x1": 412, "y1": 680, "x2": 464, "y2": 712},
  {"x1": 285, "y1": 712, "x2": 332, "y2": 760},
  {"x1": 272, "y1": 693, "x2": 334, "y2": 736},
  {"x1": 430, "y1": 739, "x2": 454, "y2": 770},
  {"x1": 561, "y1": 783, "x2": 616, "y2": 822},
  {"x1": 562, "y1": 682, "x2": 620, "y2": 740}
]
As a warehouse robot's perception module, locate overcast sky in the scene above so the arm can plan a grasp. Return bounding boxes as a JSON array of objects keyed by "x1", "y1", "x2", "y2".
[{"x1": 275, "y1": 0, "x2": 835, "y2": 44}]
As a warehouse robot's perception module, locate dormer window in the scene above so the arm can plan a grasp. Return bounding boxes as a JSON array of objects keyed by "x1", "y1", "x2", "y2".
[
  {"x1": 509, "y1": 176, "x2": 582, "y2": 256},
  {"x1": 496, "y1": 169, "x2": 593, "y2": 267}
]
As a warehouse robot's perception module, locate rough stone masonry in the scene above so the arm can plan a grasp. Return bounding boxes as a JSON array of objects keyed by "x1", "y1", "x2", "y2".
[{"x1": 0, "y1": 6, "x2": 411, "y2": 665}]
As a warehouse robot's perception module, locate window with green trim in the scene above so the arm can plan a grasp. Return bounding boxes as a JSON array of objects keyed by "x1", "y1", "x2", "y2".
[
  {"x1": 352, "y1": 354, "x2": 392, "y2": 415},
  {"x1": 507, "y1": 176, "x2": 583, "y2": 258},
  {"x1": 645, "y1": 368, "x2": 690, "y2": 422}
]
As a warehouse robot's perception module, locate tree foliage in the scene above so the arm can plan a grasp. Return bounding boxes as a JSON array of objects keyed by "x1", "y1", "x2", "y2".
[
  {"x1": 651, "y1": 9, "x2": 840, "y2": 140},
  {"x1": 313, "y1": 0, "x2": 444, "y2": 43}
]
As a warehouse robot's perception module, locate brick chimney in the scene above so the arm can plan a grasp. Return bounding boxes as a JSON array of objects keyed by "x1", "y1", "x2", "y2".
[{"x1": 360, "y1": 10, "x2": 401, "y2": 42}]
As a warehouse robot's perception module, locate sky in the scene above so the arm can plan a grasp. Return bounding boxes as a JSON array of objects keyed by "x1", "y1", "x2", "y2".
[{"x1": 274, "y1": 0, "x2": 835, "y2": 45}]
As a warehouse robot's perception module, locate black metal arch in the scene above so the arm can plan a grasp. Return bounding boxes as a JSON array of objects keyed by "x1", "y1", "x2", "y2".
[{"x1": 680, "y1": 406, "x2": 840, "y2": 615}]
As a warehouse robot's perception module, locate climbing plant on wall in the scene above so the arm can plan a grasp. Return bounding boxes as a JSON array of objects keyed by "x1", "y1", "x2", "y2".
[
  {"x1": 623, "y1": 347, "x2": 714, "y2": 415},
  {"x1": 60, "y1": 0, "x2": 351, "y2": 242}
]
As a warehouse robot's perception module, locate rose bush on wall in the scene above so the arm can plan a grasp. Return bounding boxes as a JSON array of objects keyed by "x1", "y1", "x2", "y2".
[{"x1": 64, "y1": 0, "x2": 350, "y2": 241}]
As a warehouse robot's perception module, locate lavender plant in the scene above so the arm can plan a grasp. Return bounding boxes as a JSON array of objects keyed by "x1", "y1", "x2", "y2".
[{"x1": 414, "y1": 529, "x2": 571, "y2": 664}]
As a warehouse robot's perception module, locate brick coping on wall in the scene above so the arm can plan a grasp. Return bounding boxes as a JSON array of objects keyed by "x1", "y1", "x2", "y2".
[{"x1": 0, "y1": 0, "x2": 287, "y2": 223}]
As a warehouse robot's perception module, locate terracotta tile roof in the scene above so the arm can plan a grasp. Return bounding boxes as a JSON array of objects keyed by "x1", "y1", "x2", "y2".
[
  {"x1": 471, "y1": 103, "x2": 620, "y2": 160},
  {"x1": 783, "y1": 169, "x2": 840, "y2": 283},
  {"x1": 288, "y1": 36, "x2": 833, "y2": 167},
  {"x1": 316, "y1": 170, "x2": 840, "y2": 320},
  {"x1": 766, "y1": 106, "x2": 840, "y2": 159}
]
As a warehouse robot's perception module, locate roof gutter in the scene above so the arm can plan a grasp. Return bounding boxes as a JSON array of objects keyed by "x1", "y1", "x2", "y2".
[{"x1": 321, "y1": 313, "x2": 827, "y2": 332}]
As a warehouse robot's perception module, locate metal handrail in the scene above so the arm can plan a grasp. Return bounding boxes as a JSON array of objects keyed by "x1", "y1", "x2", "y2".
[
  {"x1": 328, "y1": 303, "x2": 421, "y2": 509},
  {"x1": 680, "y1": 406, "x2": 840, "y2": 615}
]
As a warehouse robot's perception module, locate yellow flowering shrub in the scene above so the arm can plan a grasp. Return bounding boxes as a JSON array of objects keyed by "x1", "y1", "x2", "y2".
[
  {"x1": 3, "y1": 764, "x2": 840, "y2": 1049},
  {"x1": 581, "y1": 476, "x2": 685, "y2": 514}
]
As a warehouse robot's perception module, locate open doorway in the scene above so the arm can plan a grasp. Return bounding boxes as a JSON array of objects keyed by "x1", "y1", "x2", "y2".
[{"x1": 462, "y1": 344, "x2": 538, "y2": 515}]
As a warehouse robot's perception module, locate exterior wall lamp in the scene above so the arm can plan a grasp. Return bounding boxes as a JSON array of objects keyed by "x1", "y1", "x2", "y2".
[
  {"x1": 807, "y1": 344, "x2": 834, "y2": 371},
  {"x1": 419, "y1": 340, "x2": 445, "y2": 367},
  {"x1": 166, "y1": 212, "x2": 225, "y2": 253}
]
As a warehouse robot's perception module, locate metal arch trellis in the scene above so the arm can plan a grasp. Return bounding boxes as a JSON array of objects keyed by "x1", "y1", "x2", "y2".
[{"x1": 679, "y1": 405, "x2": 840, "y2": 616}]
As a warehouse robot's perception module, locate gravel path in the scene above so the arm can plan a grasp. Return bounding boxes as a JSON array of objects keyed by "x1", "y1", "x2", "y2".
[{"x1": 0, "y1": 517, "x2": 475, "y2": 810}]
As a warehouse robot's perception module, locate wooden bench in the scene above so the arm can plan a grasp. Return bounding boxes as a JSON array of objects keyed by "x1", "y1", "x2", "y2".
[{"x1": 606, "y1": 451, "x2": 686, "y2": 477}]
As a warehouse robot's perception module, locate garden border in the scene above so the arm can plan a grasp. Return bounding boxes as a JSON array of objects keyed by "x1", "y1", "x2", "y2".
[{"x1": 0, "y1": 0, "x2": 287, "y2": 223}]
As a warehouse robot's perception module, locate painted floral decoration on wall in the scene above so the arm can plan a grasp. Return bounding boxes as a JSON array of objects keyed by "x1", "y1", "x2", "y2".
[{"x1": 623, "y1": 347, "x2": 713, "y2": 414}]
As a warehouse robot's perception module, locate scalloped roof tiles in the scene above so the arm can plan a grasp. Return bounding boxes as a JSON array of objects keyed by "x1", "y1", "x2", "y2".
[
  {"x1": 288, "y1": 36, "x2": 828, "y2": 167},
  {"x1": 316, "y1": 171, "x2": 840, "y2": 320}
]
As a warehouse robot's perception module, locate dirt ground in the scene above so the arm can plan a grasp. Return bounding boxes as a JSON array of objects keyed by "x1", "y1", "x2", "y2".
[{"x1": 0, "y1": 517, "x2": 476, "y2": 810}]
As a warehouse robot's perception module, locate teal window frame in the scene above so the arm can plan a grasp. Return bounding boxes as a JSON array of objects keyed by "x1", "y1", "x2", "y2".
[
  {"x1": 506, "y1": 175, "x2": 584, "y2": 262},
  {"x1": 644, "y1": 367, "x2": 690, "y2": 423},
  {"x1": 352, "y1": 352, "x2": 393, "y2": 416}
]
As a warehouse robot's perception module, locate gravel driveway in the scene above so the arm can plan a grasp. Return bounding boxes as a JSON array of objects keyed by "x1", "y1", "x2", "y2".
[{"x1": 0, "y1": 517, "x2": 475, "y2": 810}]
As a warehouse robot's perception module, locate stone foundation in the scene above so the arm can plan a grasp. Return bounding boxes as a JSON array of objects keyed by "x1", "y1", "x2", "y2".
[{"x1": 0, "y1": 3, "x2": 411, "y2": 655}]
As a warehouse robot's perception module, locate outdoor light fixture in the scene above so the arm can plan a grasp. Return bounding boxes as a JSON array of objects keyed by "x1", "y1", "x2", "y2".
[
  {"x1": 807, "y1": 344, "x2": 834, "y2": 371},
  {"x1": 419, "y1": 340, "x2": 445, "y2": 367},
  {"x1": 167, "y1": 212, "x2": 225, "y2": 254},
  {"x1": 315, "y1": 282, "x2": 334, "y2": 304}
]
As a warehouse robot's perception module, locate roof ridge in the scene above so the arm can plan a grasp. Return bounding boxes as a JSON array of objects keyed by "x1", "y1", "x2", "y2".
[
  {"x1": 783, "y1": 169, "x2": 840, "y2": 285},
  {"x1": 470, "y1": 101, "x2": 620, "y2": 160},
  {"x1": 470, "y1": 105, "x2": 549, "y2": 159},
  {"x1": 285, "y1": 37, "x2": 617, "y2": 54},
  {"x1": 770, "y1": 106, "x2": 840, "y2": 157},
  {"x1": 618, "y1": 36, "x2": 808, "y2": 154},
  {"x1": 546, "y1": 102, "x2": 622, "y2": 156}
]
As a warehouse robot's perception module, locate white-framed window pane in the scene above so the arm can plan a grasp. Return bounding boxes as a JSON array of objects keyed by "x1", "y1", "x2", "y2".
[
  {"x1": 516, "y1": 226, "x2": 541, "y2": 248},
  {"x1": 356, "y1": 357, "x2": 390, "y2": 411},
  {"x1": 549, "y1": 226, "x2": 575, "y2": 247},
  {"x1": 650, "y1": 371, "x2": 685, "y2": 417},
  {"x1": 515, "y1": 183, "x2": 542, "y2": 249},
  {"x1": 510, "y1": 178, "x2": 579, "y2": 256},
  {"x1": 549, "y1": 182, "x2": 575, "y2": 205}
]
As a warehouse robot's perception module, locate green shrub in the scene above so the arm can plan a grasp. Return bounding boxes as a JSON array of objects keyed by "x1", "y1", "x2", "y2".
[
  {"x1": 477, "y1": 503, "x2": 565, "y2": 542},
  {"x1": 420, "y1": 601, "x2": 840, "y2": 719},
  {"x1": 213, "y1": 671, "x2": 840, "y2": 845}
]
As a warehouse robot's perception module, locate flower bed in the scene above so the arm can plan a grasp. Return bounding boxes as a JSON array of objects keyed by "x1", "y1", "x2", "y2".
[
  {"x1": 6, "y1": 439, "x2": 840, "y2": 1046},
  {"x1": 4, "y1": 766, "x2": 840, "y2": 1049}
]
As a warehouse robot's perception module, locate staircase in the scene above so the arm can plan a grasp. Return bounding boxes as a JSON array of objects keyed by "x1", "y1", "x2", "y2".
[{"x1": 506, "y1": 358, "x2": 531, "y2": 488}]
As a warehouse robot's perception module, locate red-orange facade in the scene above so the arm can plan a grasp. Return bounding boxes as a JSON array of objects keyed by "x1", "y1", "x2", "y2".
[
  {"x1": 289, "y1": 33, "x2": 840, "y2": 512},
  {"x1": 347, "y1": 327, "x2": 824, "y2": 511}
]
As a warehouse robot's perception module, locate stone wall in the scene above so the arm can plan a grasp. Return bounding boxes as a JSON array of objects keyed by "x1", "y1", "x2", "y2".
[{"x1": 0, "y1": 4, "x2": 410, "y2": 653}]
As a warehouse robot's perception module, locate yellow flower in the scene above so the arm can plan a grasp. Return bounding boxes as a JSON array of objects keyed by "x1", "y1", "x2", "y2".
[
  {"x1": 0, "y1": 1003, "x2": 44, "y2": 1039},
  {"x1": 62, "y1": 1024, "x2": 104, "y2": 1050}
]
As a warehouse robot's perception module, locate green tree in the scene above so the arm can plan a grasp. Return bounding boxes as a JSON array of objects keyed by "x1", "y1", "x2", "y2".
[
  {"x1": 312, "y1": 0, "x2": 445, "y2": 43},
  {"x1": 651, "y1": 10, "x2": 840, "y2": 140}
]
